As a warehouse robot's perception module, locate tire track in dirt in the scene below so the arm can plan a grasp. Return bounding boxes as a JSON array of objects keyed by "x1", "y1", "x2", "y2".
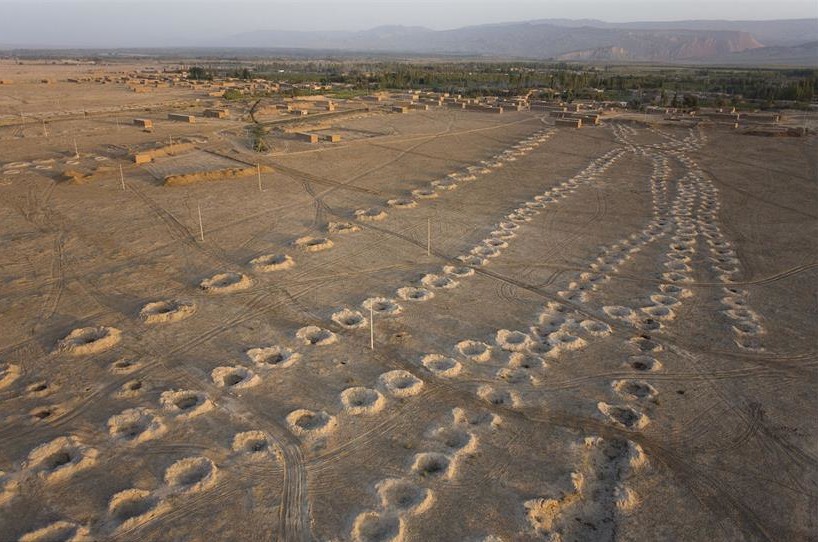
[
  {"x1": 34, "y1": 232, "x2": 65, "y2": 327},
  {"x1": 126, "y1": 182, "x2": 232, "y2": 267},
  {"x1": 494, "y1": 187, "x2": 610, "y2": 304},
  {"x1": 266, "y1": 162, "x2": 383, "y2": 197},
  {"x1": 697, "y1": 164, "x2": 817, "y2": 220},
  {"x1": 6, "y1": 181, "x2": 68, "y2": 332}
]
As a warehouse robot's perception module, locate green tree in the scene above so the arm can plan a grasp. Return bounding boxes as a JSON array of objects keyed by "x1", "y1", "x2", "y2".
[
  {"x1": 188, "y1": 66, "x2": 211, "y2": 81},
  {"x1": 682, "y1": 94, "x2": 699, "y2": 109}
]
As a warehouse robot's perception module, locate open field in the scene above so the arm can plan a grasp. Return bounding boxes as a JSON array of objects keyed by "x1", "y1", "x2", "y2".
[{"x1": 0, "y1": 65, "x2": 817, "y2": 541}]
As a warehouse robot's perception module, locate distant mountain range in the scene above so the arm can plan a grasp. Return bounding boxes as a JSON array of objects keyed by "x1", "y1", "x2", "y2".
[
  {"x1": 1, "y1": 15, "x2": 816, "y2": 65},
  {"x1": 534, "y1": 18, "x2": 818, "y2": 47},
  {"x1": 217, "y1": 19, "x2": 818, "y2": 64}
]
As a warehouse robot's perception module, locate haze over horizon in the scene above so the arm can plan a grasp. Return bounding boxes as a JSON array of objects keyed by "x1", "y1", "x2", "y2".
[{"x1": 0, "y1": 0, "x2": 816, "y2": 48}]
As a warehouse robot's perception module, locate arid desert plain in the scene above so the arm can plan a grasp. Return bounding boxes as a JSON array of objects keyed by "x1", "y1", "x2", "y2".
[{"x1": 0, "y1": 62, "x2": 817, "y2": 542}]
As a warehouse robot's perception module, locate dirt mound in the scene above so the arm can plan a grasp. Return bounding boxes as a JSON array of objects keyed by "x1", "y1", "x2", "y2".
[
  {"x1": 442, "y1": 265, "x2": 475, "y2": 278},
  {"x1": 163, "y1": 456, "x2": 218, "y2": 494},
  {"x1": 293, "y1": 236, "x2": 334, "y2": 252},
  {"x1": 139, "y1": 300, "x2": 195, "y2": 324},
  {"x1": 159, "y1": 389, "x2": 213, "y2": 419},
  {"x1": 286, "y1": 409, "x2": 337, "y2": 437},
  {"x1": 250, "y1": 253, "x2": 295, "y2": 272},
  {"x1": 328, "y1": 221, "x2": 361, "y2": 234},
  {"x1": 355, "y1": 207, "x2": 388, "y2": 222},
  {"x1": 455, "y1": 340, "x2": 492, "y2": 362},
  {"x1": 387, "y1": 198, "x2": 417, "y2": 209},
  {"x1": 376, "y1": 478, "x2": 433, "y2": 514},
  {"x1": 0, "y1": 363, "x2": 21, "y2": 389},
  {"x1": 597, "y1": 402, "x2": 649, "y2": 429},
  {"x1": 296, "y1": 325, "x2": 338, "y2": 346},
  {"x1": 199, "y1": 272, "x2": 252, "y2": 293},
  {"x1": 57, "y1": 326, "x2": 121, "y2": 355},
  {"x1": 378, "y1": 370, "x2": 424, "y2": 397},
  {"x1": 332, "y1": 308, "x2": 368, "y2": 329},
  {"x1": 114, "y1": 378, "x2": 146, "y2": 398},
  {"x1": 211, "y1": 365, "x2": 260, "y2": 389},
  {"x1": 18, "y1": 522, "x2": 90, "y2": 542},
  {"x1": 421, "y1": 354, "x2": 462, "y2": 377},
  {"x1": 477, "y1": 385, "x2": 519, "y2": 407},
  {"x1": 108, "y1": 489, "x2": 166, "y2": 530},
  {"x1": 232, "y1": 431, "x2": 274, "y2": 456},
  {"x1": 411, "y1": 188, "x2": 438, "y2": 199},
  {"x1": 351, "y1": 511, "x2": 404, "y2": 542},
  {"x1": 396, "y1": 286, "x2": 434, "y2": 301},
  {"x1": 420, "y1": 274, "x2": 458, "y2": 289},
  {"x1": 495, "y1": 330, "x2": 533, "y2": 352},
  {"x1": 24, "y1": 436, "x2": 98, "y2": 483},
  {"x1": 362, "y1": 297, "x2": 402, "y2": 316},
  {"x1": 107, "y1": 407, "x2": 167, "y2": 444},
  {"x1": 410, "y1": 452, "x2": 451, "y2": 478},
  {"x1": 246, "y1": 345, "x2": 300, "y2": 368},
  {"x1": 340, "y1": 387, "x2": 386, "y2": 415}
]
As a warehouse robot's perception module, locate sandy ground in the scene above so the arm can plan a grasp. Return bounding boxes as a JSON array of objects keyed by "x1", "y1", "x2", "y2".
[{"x1": 0, "y1": 72, "x2": 817, "y2": 542}]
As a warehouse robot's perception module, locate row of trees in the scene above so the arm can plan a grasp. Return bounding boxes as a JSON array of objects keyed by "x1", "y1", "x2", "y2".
[{"x1": 186, "y1": 62, "x2": 816, "y2": 105}]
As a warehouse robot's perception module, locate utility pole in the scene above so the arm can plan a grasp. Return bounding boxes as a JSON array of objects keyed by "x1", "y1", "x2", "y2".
[
  {"x1": 197, "y1": 203, "x2": 204, "y2": 242},
  {"x1": 427, "y1": 218, "x2": 431, "y2": 257},
  {"x1": 369, "y1": 306, "x2": 374, "y2": 350}
]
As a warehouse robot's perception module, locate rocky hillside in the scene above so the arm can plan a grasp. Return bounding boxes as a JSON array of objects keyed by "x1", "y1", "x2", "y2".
[
  {"x1": 225, "y1": 21, "x2": 768, "y2": 62},
  {"x1": 556, "y1": 30, "x2": 763, "y2": 61}
]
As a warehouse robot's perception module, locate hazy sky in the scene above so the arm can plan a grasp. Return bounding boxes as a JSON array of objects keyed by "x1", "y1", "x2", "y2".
[{"x1": 0, "y1": 1, "x2": 815, "y2": 47}]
